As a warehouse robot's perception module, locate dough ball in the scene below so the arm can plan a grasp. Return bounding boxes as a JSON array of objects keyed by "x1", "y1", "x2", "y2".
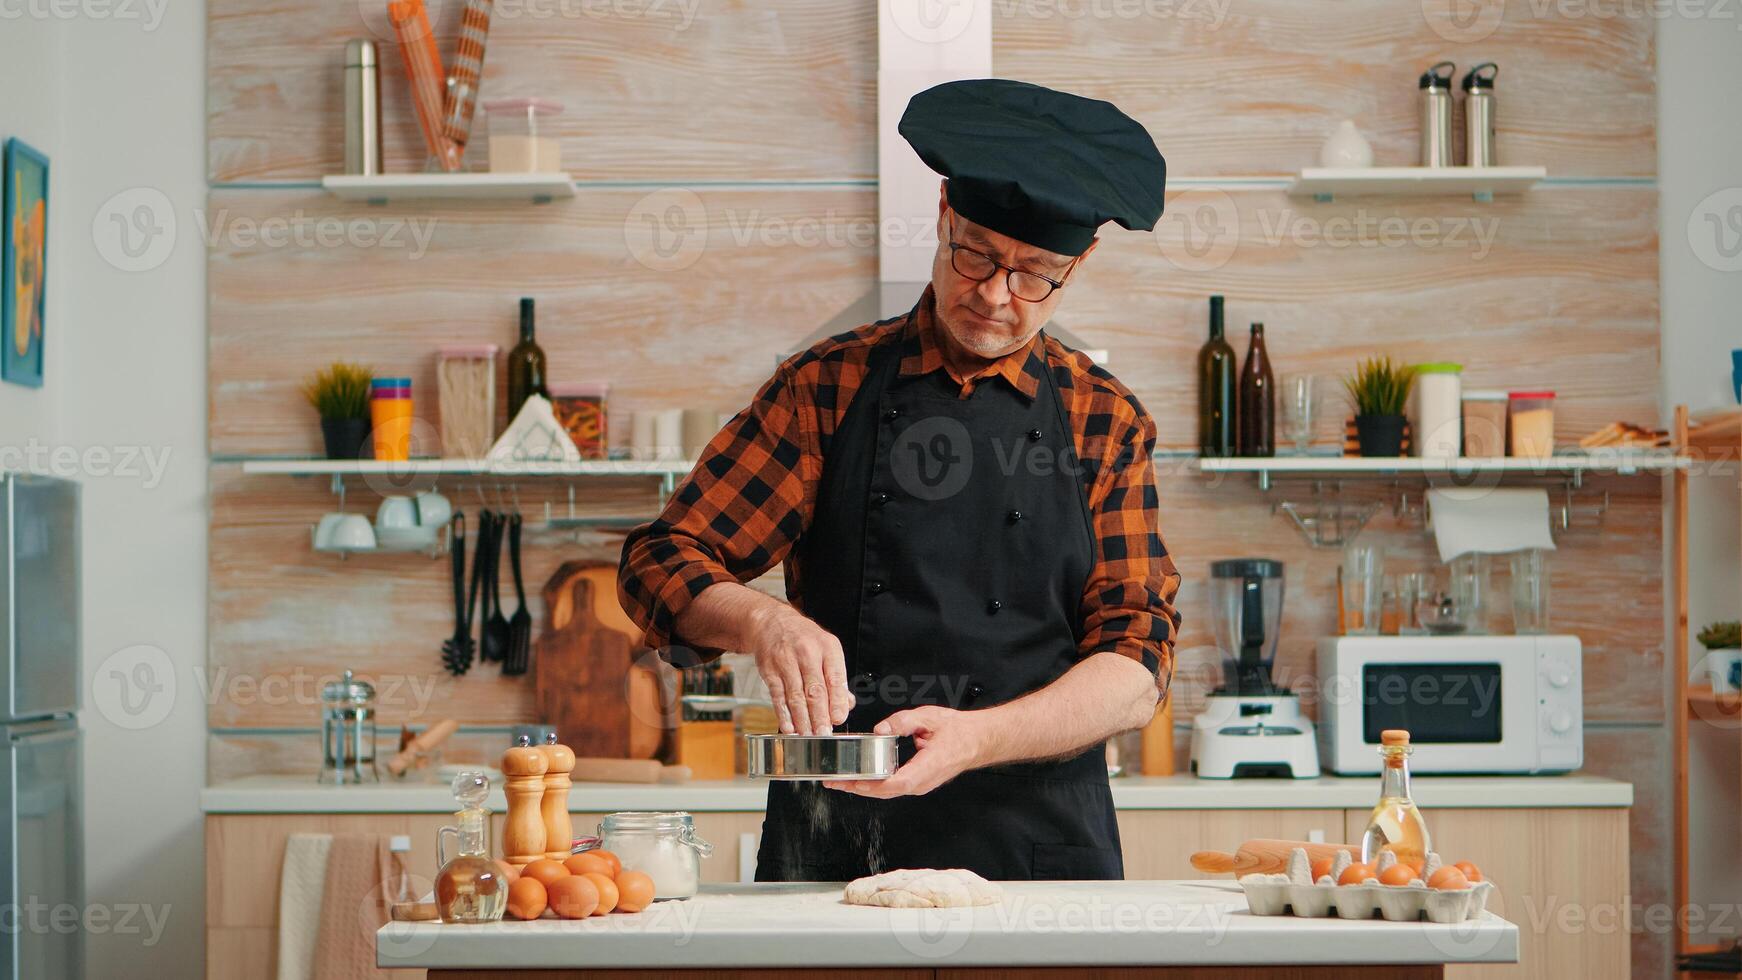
[{"x1": 843, "y1": 868, "x2": 1004, "y2": 908}]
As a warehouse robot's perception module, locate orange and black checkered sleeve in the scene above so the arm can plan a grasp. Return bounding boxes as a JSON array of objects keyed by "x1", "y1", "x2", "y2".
[
  {"x1": 617, "y1": 363, "x2": 816, "y2": 654},
  {"x1": 1076, "y1": 382, "x2": 1182, "y2": 701}
]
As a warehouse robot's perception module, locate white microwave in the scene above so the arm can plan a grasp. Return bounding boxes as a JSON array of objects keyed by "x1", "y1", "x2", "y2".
[{"x1": 1315, "y1": 635, "x2": 1582, "y2": 775}]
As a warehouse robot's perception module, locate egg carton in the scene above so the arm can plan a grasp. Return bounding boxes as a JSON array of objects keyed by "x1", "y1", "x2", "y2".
[{"x1": 1237, "y1": 847, "x2": 1493, "y2": 924}]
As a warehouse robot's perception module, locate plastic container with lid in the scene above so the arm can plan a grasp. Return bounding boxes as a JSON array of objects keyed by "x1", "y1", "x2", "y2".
[
  {"x1": 1461, "y1": 390, "x2": 1508, "y2": 457},
  {"x1": 437, "y1": 344, "x2": 498, "y2": 459},
  {"x1": 1507, "y1": 391, "x2": 1556, "y2": 459},
  {"x1": 482, "y1": 98, "x2": 563, "y2": 174},
  {"x1": 1412, "y1": 362, "x2": 1462, "y2": 460}
]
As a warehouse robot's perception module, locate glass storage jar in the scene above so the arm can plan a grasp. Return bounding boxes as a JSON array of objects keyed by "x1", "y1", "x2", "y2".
[
  {"x1": 437, "y1": 344, "x2": 498, "y2": 459},
  {"x1": 578, "y1": 811, "x2": 713, "y2": 900}
]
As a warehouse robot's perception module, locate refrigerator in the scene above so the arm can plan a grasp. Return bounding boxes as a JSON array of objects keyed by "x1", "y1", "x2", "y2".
[{"x1": 0, "y1": 474, "x2": 82, "y2": 980}]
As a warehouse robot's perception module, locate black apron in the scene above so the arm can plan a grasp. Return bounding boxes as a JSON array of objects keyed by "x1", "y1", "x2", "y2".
[{"x1": 754, "y1": 321, "x2": 1124, "y2": 882}]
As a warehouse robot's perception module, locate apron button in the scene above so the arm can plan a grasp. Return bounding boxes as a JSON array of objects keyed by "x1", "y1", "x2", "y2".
[
  {"x1": 986, "y1": 598, "x2": 1002, "y2": 613},
  {"x1": 967, "y1": 683, "x2": 985, "y2": 702},
  {"x1": 885, "y1": 408, "x2": 901, "y2": 422},
  {"x1": 873, "y1": 490, "x2": 891, "y2": 506},
  {"x1": 1027, "y1": 428, "x2": 1043, "y2": 441},
  {"x1": 1006, "y1": 509, "x2": 1023, "y2": 524},
  {"x1": 868, "y1": 580, "x2": 887, "y2": 595}
]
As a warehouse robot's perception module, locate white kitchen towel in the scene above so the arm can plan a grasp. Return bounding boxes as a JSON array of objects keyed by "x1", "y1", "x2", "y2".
[
  {"x1": 277, "y1": 833, "x2": 333, "y2": 980},
  {"x1": 1426, "y1": 487, "x2": 1557, "y2": 563}
]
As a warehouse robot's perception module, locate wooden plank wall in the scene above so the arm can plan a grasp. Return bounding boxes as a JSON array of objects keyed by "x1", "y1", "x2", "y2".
[{"x1": 206, "y1": 1, "x2": 1664, "y2": 973}]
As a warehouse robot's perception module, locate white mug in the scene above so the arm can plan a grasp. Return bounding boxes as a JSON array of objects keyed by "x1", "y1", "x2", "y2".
[{"x1": 376, "y1": 496, "x2": 420, "y2": 531}]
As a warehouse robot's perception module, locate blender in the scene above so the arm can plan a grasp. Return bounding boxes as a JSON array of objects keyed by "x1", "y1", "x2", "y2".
[{"x1": 1190, "y1": 559, "x2": 1321, "y2": 778}]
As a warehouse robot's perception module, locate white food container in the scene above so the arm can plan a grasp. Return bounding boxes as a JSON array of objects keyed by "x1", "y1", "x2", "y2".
[{"x1": 579, "y1": 811, "x2": 713, "y2": 900}]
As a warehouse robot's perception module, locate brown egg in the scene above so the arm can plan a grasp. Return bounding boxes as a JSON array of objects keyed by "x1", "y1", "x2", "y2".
[
  {"x1": 1310, "y1": 855, "x2": 1334, "y2": 881},
  {"x1": 1453, "y1": 860, "x2": 1484, "y2": 883},
  {"x1": 1337, "y1": 862, "x2": 1376, "y2": 886},
  {"x1": 614, "y1": 871, "x2": 655, "y2": 913},
  {"x1": 1429, "y1": 866, "x2": 1473, "y2": 890},
  {"x1": 565, "y1": 852, "x2": 614, "y2": 878},
  {"x1": 506, "y1": 877, "x2": 548, "y2": 920},
  {"x1": 580, "y1": 872, "x2": 618, "y2": 915},
  {"x1": 522, "y1": 858, "x2": 570, "y2": 890},
  {"x1": 547, "y1": 874, "x2": 600, "y2": 919},
  {"x1": 592, "y1": 849, "x2": 623, "y2": 877},
  {"x1": 1378, "y1": 864, "x2": 1416, "y2": 887},
  {"x1": 494, "y1": 860, "x2": 521, "y2": 885}
]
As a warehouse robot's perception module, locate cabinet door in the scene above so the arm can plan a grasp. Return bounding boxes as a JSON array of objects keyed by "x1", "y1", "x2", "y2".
[
  {"x1": 1344, "y1": 807, "x2": 1630, "y2": 980},
  {"x1": 1117, "y1": 808, "x2": 1345, "y2": 880}
]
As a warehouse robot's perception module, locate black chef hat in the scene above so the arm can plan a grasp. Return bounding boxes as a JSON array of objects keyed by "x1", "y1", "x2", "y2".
[{"x1": 898, "y1": 78, "x2": 1167, "y2": 257}]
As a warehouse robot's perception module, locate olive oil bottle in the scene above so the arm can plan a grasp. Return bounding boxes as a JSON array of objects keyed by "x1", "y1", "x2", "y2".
[{"x1": 1359, "y1": 729, "x2": 1432, "y2": 873}]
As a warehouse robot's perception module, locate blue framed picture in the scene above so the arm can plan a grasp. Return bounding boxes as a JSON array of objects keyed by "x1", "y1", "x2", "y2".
[{"x1": 3, "y1": 138, "x2": 48, "y2": 388}]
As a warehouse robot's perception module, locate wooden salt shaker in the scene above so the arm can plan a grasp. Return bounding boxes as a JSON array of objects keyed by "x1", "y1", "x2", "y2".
[
  {"x1": 539, "y1": 732, "x2": 576, "y2": 861},
  {"x1": 501, "y1": 734, "x2": 549, "y2": 869}
]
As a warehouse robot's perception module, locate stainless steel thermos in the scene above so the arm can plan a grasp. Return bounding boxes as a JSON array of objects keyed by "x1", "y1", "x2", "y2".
[
  {"x1": 1418, "y1": 61, "x2": 1457, "y2": 168},
  {"x1": 1463, "y1": 63, "x2": 1498, "y2": 167},
  {"x1": 344, "y1": 39, "x2": 383, "y2": 176}
]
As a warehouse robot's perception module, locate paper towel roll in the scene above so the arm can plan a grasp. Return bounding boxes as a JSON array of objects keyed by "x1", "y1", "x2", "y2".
[
  {"x1": 1426, "y1": 487, "x2": 1557, "y2": 564},
  {"x1": 630, "y1": 411, "x2": 657, "y2": 461}
]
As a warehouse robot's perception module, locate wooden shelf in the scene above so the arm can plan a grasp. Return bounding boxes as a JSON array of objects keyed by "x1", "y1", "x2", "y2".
[
  {"x1": 1688, "y1": 685, "x2": 1742, "y2": 716},
  {"x1": 1687, "y1": 408, "x2": 1742, "y2": 462},
  {"x1": 1287, "y1": 166, "x2": 1546, "y2": 201},
  {"x1": 320, "y1": 173, "x2": 576, "y2": 204},
  {"x1": 237, "y1": 458, "x2": 693, "y2": 477}
]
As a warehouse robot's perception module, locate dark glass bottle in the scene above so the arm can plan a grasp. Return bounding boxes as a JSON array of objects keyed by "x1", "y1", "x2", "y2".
[
  {"x1": 1238, "y1": 322, "x2": 1275, "y2": 457},
  {"x1": 1197, "y1": 295, "x2": 1237, "y2": 457},
  {"x1": 506, "y1": 297, "x2": 547, "y2": 421}
]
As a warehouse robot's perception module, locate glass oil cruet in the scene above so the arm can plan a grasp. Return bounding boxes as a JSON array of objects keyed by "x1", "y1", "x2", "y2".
[
  {"x1": 435, "y1": 770, "x2": 507, "y2": 923},
  {"x1": 1359, "y1": 729, "x2": 1432, "y2": 873}
]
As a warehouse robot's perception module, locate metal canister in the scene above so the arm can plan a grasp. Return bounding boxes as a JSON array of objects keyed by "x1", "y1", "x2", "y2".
[
  {"x1": 343, "y1": 39, "x2": 383, "y2": 176},
  {"x1": 320, "y1": 669, "x2": 378, "y2": 784},
  {"x1": 1418, "y1": 61, "x2": 1457, "y2": 168},
  {"x1": 1463, "y1": 63, "x2": 1498, "y2": 167}
]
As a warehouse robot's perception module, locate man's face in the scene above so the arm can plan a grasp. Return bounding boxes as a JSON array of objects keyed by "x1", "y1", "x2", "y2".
[{"x1": 929, "y1": 183, "x2": 1093, "y2": 362}]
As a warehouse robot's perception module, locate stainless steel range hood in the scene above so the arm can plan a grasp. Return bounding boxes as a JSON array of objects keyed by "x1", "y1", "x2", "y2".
[{"x1": 788, "y1": 1, "x2": 1107, "y2": 365}]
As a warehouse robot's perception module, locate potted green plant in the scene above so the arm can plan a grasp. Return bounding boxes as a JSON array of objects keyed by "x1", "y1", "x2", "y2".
[
  {"x1": 1343, "y1": 357, "x2": 1417, "y2": 458},
  {"x1": 302, "y1": 362, "x2": 374, "y2": 459},
  {"x1": 1697, "y1": 621, "x2": 1741, "y2": 694}
]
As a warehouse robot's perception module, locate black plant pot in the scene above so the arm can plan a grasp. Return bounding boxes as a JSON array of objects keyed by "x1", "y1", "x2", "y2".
[
  {"x1": 1355, "y1": 414, "x2": 1407, "y2": 458},
  {"x1": 320, "y1": 417, "x2": 370, "y2": 460}
]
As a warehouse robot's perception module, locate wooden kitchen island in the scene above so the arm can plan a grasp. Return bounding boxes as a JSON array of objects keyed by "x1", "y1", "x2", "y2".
[{"x1": 375, "y1": 880, "x2": 1518, "y2": 978}]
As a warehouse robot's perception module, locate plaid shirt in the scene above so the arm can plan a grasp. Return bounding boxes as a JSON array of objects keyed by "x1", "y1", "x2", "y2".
[{"x1": 618, "y1": 286, "x2": 1181, "y2": 696}]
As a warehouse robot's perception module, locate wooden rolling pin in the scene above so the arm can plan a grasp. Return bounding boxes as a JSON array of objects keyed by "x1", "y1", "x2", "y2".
[
  {"x1": 385, "y1": 718, "x2": 459, "y2": 777},
  {"x1": 1190, "y1": 839, "x2": 1363, "y2": 876},
  {"x1": 570, "y1": 757, "x2": 691, "y2": 784}
]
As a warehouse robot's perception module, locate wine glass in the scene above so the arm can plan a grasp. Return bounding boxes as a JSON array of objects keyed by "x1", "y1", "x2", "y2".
[{"x1": 1282, "y1": 374, "x2": 1322, "y2": 454}]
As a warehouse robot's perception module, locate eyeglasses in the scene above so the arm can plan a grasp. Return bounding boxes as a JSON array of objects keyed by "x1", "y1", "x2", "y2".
[{"x1": 946, "y1": 221, "x2": 1075, "y2": 303}]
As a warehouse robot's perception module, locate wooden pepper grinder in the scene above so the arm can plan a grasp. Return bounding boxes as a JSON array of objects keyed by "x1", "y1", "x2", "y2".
[
  {"x1": 539, "y1": 732, "x2": 576, "y2": 861},
  {"x1": 501, "y1": 734, "x2": 549, "y2": 869}
]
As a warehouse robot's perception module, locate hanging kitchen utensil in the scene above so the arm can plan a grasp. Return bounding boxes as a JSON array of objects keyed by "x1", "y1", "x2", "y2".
[
  {"x1": 481, "y1": 508, "x2": 511, "y2": 665},
  {"x1": 504, "y1": 512, "x2": 533, "y2": 676},
  {"x1": 466, "y1": 509, "x2": 493, "y2": 667},
  {"x1": 441, "y1": 513, "x2": 472, "y2": 675}
]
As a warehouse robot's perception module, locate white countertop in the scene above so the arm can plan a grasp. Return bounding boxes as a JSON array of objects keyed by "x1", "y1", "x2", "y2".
[
  {"x1": 206, "y1": 772, "x2": 1631, "y2": 814},
  {"x1": 376, "y1": 881, "x2": 1520, "y2": 969}
]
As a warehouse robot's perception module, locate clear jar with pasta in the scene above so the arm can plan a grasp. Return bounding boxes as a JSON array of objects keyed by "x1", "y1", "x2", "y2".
[{"x1": 437, "y1": 345, "x2": 499, "y2": 459}]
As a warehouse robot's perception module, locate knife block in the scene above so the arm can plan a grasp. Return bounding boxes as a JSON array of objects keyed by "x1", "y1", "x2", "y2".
[{"x1": 675, "y1": 720, "x2": 735, "y2": 780}]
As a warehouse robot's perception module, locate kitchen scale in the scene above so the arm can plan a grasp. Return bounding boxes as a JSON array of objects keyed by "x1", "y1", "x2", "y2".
[{"x1": 1190, "y1": 558, "x2": 1321, "y2": 779}]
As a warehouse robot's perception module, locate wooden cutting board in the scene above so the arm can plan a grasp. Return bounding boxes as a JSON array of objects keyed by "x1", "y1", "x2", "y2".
[{"x1": 534, "y1": 561, "x2": 671, "y2": 760}]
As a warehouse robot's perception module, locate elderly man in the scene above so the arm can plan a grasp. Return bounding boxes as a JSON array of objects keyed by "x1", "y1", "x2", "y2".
[{"x1": 620, "y1": 78, "x2": 1181, "y2": 882}]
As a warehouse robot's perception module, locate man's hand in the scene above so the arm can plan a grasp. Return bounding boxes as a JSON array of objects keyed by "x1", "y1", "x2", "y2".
[
  {"x1": 748, "y1": 603, "x2": 853, "y2": 735},
  {"x1": 823, "y1": 705, "x2": 991, "y2": 799}
]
